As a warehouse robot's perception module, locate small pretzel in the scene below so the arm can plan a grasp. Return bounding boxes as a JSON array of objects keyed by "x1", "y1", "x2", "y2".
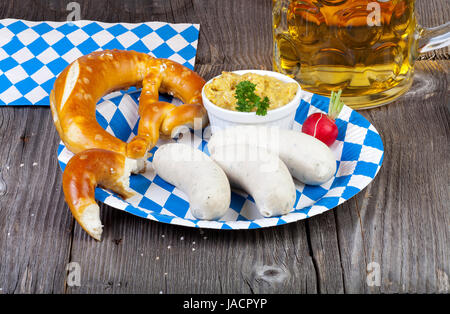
[
  {"x1": 50, "y1": 49, "x2": 207, "y2": 160},
  {"x1": 62, "y1": 149, "x2": 139, "y2": 240}
]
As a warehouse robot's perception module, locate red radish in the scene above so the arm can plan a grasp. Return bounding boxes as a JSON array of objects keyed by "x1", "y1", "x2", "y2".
[{"x1": 301, "y1": 90, "x2": 345, "y2": 146}]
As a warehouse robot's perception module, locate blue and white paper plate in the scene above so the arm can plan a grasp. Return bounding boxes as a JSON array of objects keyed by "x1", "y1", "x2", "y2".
[{"x1": 57, "y1": 90, "x2": 384, "y2": 229}]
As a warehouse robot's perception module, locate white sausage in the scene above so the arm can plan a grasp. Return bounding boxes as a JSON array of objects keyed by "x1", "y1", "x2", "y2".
[
  {"x1": 210, "y1": 144, "x2": 296, "y2": 217},
  {"x1": 208, "y1": 126, "x2": 336, "y2": 185},
  {"x1": 152, "y1": 143, "x2": 231, "y2": 220}
]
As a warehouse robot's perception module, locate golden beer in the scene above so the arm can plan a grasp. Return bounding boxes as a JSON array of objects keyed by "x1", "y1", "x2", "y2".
[{"x1": 273, "y1": 0, "x2": 419, "y2": 109}]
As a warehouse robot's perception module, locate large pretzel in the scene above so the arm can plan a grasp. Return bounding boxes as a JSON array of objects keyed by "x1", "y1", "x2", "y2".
[
  {"x1": 51, "y1": 50, "x2": 207, "y2": 240},
  {"x1": 50, "y1": 49, "x2": 207, "y2": 160}
]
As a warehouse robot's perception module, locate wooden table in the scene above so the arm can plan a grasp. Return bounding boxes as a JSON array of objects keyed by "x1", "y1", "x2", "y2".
[{"x1": 0, "y1": 0, "x2": 448, "y2": 294}]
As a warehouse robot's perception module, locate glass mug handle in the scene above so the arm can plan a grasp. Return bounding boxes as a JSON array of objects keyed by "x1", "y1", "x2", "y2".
[
  {"x1": 272, "y1": 0, "x2": 301, "y2": 77},
  {"x1": 418, "y1": 22, "x2": 450, "y2": 53}
]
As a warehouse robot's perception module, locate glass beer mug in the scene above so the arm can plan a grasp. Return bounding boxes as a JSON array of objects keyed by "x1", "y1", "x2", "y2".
[{"x1": 273, "y1": 0, "x2": 450, "y2": 109}]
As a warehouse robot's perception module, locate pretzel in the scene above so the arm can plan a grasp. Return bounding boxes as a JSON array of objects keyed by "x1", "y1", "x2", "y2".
[
  {"x1": 62, "y1": 149, "x2": 139, "y2": 240},
  {"x1": 52, "y1": 50, "x2": 207, "y2": 240},
  {"x1": 50, "y1": 49, "x2": 207, "y2": 160}
]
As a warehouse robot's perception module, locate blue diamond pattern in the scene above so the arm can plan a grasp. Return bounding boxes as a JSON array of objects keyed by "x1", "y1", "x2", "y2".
[
  {"x1": 130, "y1": 24, "x2": 153, "y2": 37},
  {"x1": 3, "y1": 37, "x2": 25, "y2": 55},
  {"x1": 7, "y1": 20, "x2": 28, "y2": 34},
  {"x1": 32, "y1": 23, "x2": 53, "y2": 35},
  {"x1": 180, "y1": 25, "x2": 199, "y2": 43},
  {"x1": 155, "y1": 24, "x2": 178, "y2": 41},
  {"x1": 0, "y1": 19, "x2": 200, "y2": 106}
]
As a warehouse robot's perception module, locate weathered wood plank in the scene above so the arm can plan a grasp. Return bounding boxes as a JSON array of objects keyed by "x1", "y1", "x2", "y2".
[
  {"x1": 306, "y1": 211, "x2": 346, "y2": 294},
  {"x1": 68, "y1": 209, "x2": 318, "y2": 293},
  {"x1": 0, "y1": 107, "x2": 72, "y2": 293},
  {"x1": 349, "y1": 60, "x2": 450, "y2": 293},
  {"x1": 307, "y1": 60, "x2": 449, "y2": 294}
]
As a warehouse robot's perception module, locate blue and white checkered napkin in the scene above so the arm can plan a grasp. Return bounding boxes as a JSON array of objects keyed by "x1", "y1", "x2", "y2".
[
  {"x1": 0, "y1": 18, "x2": 200, "y2": 106},
  {"x1": 57, "y1": 91, "x2": 384, "y2": 230}
]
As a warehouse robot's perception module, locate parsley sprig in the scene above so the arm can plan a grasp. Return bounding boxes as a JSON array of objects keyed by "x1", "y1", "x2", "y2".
[{"x1": 235, "y1": 81, "x2": 270, "y2": 116}]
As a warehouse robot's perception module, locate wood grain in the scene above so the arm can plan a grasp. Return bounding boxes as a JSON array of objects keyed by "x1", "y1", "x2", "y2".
[
  {"x1": 0, "y1": 106, "x2": 72, "y2": 293},
  {"x1": 355, "y1": 60, "x2": 450, "y2": 293},
  {"x1": 0, "y1": 0, "x2": 448, "y2": 294}
]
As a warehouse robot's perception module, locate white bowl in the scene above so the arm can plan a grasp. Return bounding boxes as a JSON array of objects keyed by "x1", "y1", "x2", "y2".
[{"x1": 202, "y1": 70, "x2": 303, "y2": 133}]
